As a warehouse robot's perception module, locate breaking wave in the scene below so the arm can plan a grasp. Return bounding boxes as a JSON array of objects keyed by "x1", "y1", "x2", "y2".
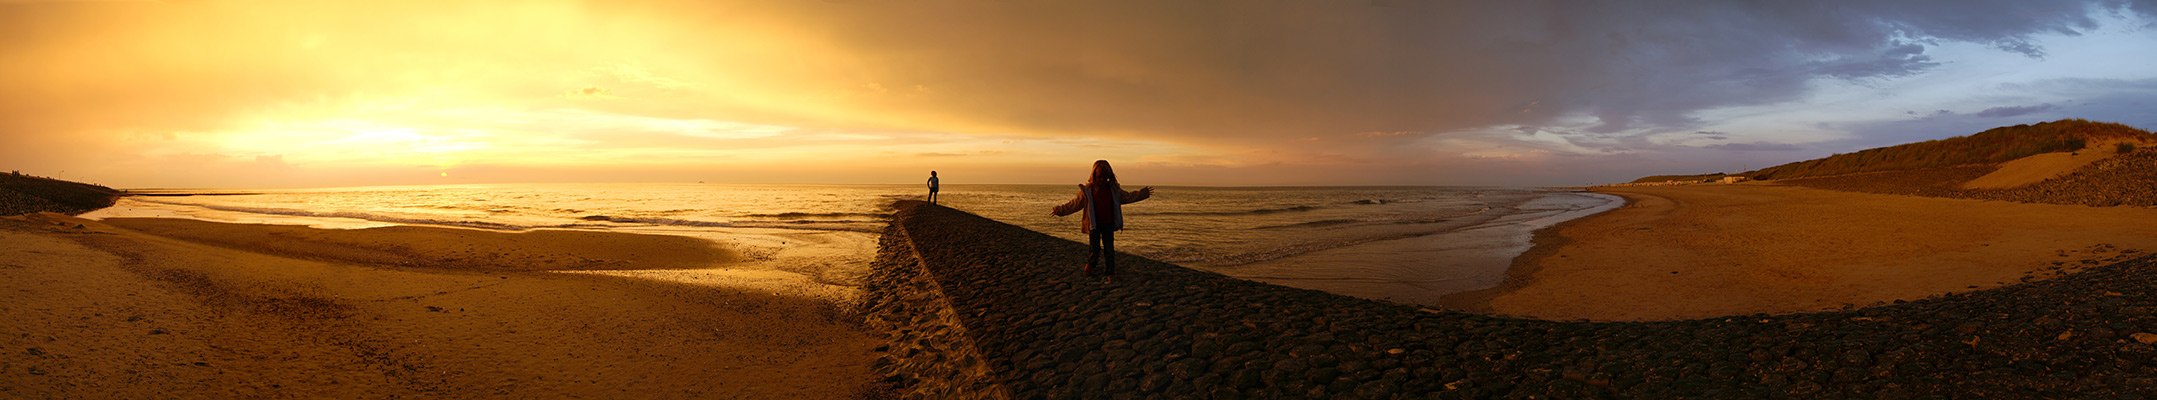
[{"x1": 1144, "y1": 205, "x2": 1322, "y2": 216}]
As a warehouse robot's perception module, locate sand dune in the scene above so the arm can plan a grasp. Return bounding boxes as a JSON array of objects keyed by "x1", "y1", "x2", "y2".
[
  {"x1": 1959, "y1": 146, "x2": 2119, "y2": 189},
  {"x1": 0, "y1": 214, "x2": 879, "y2": 399},
  {"x1": 1448, "y1": 183, "x2": 2157, "y2": 321}
]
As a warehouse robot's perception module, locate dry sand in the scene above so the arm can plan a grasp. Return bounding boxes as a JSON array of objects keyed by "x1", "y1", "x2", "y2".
[
  {"x1": 1, "y1": 214, "x2": 881, "y2": 399},
  {"x1": 1960, "y1": 148, "x2": 2115, "y2": 189},
  {"x1": 1446, "y1": 183, "x2": 2157, "y2": 322}
]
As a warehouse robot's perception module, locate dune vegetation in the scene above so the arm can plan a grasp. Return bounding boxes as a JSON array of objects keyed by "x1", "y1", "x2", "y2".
[{"x1": 1745, "y1": 119, "x2": 2153, "y2": 181}]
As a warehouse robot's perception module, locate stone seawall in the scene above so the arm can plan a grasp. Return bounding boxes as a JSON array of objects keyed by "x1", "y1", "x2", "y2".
[
  {"x1": 866, "y1": 200, "x2": 2157, "y2": 399},
  {"x1": 0, "y1": 174, "x2": 119, "y2": 216}
]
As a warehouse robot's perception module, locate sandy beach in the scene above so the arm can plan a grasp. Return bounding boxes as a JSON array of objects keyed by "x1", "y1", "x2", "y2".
[
  {"x1": 0, "y1": 213, "x2": 881, "y2": 399},
  {"x1": 1447, "y1": 183, "x2": 2157, "y2": 321}
]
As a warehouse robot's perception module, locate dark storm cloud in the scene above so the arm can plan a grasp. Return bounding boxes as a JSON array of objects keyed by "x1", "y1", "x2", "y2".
[
  {"x1": 752, "y1": 0, "x2": 2128, "y2": 144},
  {"x1": 1973, "y1": 103, "x2": 2061, "y2": 118},
  {"x1": 2129, "y1": 0, "x2": 2157, "y2": 20}
]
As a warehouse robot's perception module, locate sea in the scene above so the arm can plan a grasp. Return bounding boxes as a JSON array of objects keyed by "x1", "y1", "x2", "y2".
[{"x1": 81, "y1": 183, "x2": 1622, "y2": 307}]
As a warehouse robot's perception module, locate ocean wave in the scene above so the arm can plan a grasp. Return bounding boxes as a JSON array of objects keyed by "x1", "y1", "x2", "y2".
[
  {"x1": 1148, "y1": 206, "x2": 1509, "y2": 266},
  {"x1": 1253, "y1": 219, "x2": 1363, "y2": 230},
  {"x1": 598, "y1": 217, "x2": 730, "y2": 227},
  {"x1": 1251, "y1": 206, "x2": 1494, "y2": 230},
  {"x1": 1145, "y1": 205, "x2": 1321, "y2": 216},
  {"x1": 130, "y1": 199, "x2": 531, "y2": 230},
  {"x1": 124, "y1": 192, "x2": 261, "y2": 197},
  {"x1": 126, "y1": 199, "x2": 882, "y2": 233},
  {"x1": 1392, "y1": 218, "x2": 1456, "y2": 225},
  {"x1": 736, "y1": 211, "x2": 891, "y2": 219},
  {"x1": 1342, "y1": 199, "x2": 1423, "y2": 205},
  {"x1": 597, "y1": 217, "x2": 883, "y2": 233},
  {"x1": 1144, "y1": 228, "x2": 1456, "y2": 266}
]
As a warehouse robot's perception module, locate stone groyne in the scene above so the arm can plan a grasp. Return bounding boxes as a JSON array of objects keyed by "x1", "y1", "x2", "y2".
[
  {"x1": 0, "y1": 174, "x2": 119, "y2": 216},
  {"x1": 866, "y1": 200, "x2": 2157, "y2": 399}
]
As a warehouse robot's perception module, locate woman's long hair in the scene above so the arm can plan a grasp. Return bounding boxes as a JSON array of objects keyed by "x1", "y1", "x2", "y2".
[{"x1": 1088, "y1": 160, "x2": 1118, "y2": 187}]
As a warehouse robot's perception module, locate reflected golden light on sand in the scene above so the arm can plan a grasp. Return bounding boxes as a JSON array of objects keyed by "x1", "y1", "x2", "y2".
[{"x1": 559, "y1": 268, "x2": 862, "y2": 306}]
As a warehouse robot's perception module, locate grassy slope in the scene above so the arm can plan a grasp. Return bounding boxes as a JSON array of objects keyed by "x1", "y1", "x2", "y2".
[{"x1": 1744, "y1": 119, "x2": 2153, "y2": 181}]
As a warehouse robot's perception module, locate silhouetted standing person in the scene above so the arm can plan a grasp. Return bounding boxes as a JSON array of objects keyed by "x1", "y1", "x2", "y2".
[
  {"x1": 927, "y1": 171, "x2": 940, "y2": 204},
  {"x1": 1050, "y1": 160, "x2": 1154, "y2": 282}
]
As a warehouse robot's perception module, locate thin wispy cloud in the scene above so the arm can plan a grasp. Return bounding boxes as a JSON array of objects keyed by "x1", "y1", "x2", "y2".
[{"x1": 1974, "y1": 103, "x2": 2061, "y2": 118}]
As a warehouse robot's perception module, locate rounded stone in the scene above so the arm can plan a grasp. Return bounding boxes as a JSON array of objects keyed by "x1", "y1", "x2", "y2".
[{"x1": 1273, "y1": 357, "x2": 1310, "y2": 374}]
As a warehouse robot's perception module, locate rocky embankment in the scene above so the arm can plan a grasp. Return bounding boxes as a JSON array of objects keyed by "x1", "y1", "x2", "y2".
[
  {"x1": 865, "y1": 200, "x2": 2157, "y2": 399},
  {"x1": 0, "y1": 174, "x2": 120, "y2": 215},
  {"x1": 1781, "y1": 151, "x2": 2157, "y2": 207}
]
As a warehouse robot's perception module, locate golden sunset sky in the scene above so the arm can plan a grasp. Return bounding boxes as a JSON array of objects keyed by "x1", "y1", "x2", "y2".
[{"x1": 4, "y1": 1, "x2": 2154, "y2": 188}]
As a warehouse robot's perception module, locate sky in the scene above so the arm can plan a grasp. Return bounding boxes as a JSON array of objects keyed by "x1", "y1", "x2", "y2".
[{"x1": 3, "y1": 0, "x2": 2155, "y2": 188}]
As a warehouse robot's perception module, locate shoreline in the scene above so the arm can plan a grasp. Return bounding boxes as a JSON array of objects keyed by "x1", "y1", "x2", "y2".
[
  {"x1": 1432, "y1": 192, "x2": 1610, "y2": 313},
  {"x1": 1431, "y1": 189, "x2": 1622, "y2": 312}
]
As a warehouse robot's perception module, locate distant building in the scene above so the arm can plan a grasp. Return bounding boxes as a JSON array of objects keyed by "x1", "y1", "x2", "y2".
[{"x1": 1720, "y1": 176, "x2": 1746, "y2": 184}]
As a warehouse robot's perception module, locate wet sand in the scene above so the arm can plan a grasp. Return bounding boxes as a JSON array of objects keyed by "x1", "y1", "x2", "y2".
[
  {"x1": 0, "y1": 213, "x2": 881, "y2": 399},
  {"x1": 1445, "y1": 183, "x2": 2157, "y2": 321}
]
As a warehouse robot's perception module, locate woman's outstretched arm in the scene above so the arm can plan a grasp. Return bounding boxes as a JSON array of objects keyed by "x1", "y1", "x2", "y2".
[
  {"x1": 1050, "y1": 192, "x2": 1086, "y2": 216},
  {"x1": 1121, "y1": 186, "x2": 1154, "y2": 204}
]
